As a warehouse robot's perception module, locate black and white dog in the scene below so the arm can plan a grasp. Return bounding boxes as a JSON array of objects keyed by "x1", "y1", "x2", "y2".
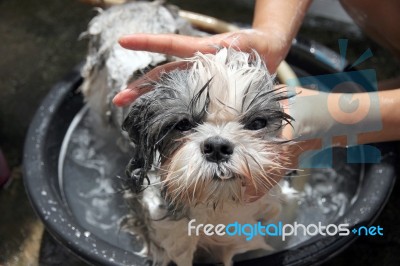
[{"x1": 81, "y1": 2, "x2": 295, "y2": 265}]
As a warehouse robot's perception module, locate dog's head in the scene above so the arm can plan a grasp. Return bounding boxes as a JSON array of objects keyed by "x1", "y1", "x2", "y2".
[{"x1": 122, "y1": 48, "x2": 293, "y2": 208}]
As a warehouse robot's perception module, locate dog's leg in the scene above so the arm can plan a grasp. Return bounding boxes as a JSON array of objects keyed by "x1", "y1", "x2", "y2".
[
  {"x1": 151, "y1": 218, "x2": 199, "y2": 266},
  {"x1": 142, "y1": 185, "x2": 200, "y2": 265},
  {"x1": 219, "y1": 237, "x2": 273, "y2": 266}
]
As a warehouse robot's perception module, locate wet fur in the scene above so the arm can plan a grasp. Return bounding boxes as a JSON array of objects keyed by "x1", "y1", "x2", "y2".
[
  {"x1": 122, "y1": 49, "x2": 294, "y2": 264},
  {"x1": 82, "y1": 2, "x2": 294, "y2": 265}
]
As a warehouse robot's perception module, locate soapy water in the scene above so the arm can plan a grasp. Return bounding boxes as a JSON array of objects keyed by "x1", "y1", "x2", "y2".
[
  {"x1": 59, "y1": 106, "x2": 363, "y2": 256},
  {"x1": 59, "y1": 106, "x2": 138, "y2": 250}
]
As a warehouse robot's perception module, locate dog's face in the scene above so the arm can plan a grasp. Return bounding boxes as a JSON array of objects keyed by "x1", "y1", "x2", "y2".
[{"x1": 123, "y1": 48, "x2": 292, "y2": 208}]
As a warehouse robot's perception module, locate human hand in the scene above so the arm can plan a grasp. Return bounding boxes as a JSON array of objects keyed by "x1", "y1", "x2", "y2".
[
  {"x1": 118, "y1": 28, "x2": 289, "y2": 72},
  {"x1": 112, "y1": 60, "x2": 192, "y2": 106},
  {"x1": 113, "y1": 29, "x2": 291, "y2": 107}
]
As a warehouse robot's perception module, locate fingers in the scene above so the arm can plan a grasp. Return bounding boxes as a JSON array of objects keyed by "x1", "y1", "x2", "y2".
[
  {"x1": 112, "y1": 61, "x2": 193, "y2": 107},
  {"x1": 114, "y1": 32, "x2": 248, "y2": 107},
  {"x1": 118, "y1": 32, "x2": 260, "y2": 58},
  {"x1": 119, "y1": 34, "x2": 217, "y2": 58},
  {"x1": 114, "y1": 31, "x2": 287, "y2": 107},
  {"x1": 112, "y1": 88, "x2": 148, "y2": 106}
]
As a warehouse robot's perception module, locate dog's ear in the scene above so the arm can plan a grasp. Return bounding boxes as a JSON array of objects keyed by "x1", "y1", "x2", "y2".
[
  {"x1": 122, "y1": 94, "x2": 153, "y2": 145},
  {"x1": 124, "y1": 153, "x2": 149, "y2": 194},
  {"x1": 122, "y1": 111, "x2": 141, "y2": 145},
  {"x1": 122, "y1": 109, "x2": 152, "y2": 194},
  {"x1": 122, "y1": 101, "x2": 155, "y2": 193}
]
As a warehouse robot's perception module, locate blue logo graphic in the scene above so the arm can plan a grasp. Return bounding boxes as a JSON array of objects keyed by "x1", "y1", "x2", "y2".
[
  {"x1": 352, "y1": 225, "x2": 384, "y2": 236},
  {"x1": 188, "y1": 219, "x2": 384, "y2": 241},
  {"x1": 287, "y1": 39, "x2": 382, "y2": 168}
]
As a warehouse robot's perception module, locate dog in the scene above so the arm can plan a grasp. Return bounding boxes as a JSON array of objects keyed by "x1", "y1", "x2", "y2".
[{"x1": 81, "y1": 1, "x2": 295, "y2": 265}]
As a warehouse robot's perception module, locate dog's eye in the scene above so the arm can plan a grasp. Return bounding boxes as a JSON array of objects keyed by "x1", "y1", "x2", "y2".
[
  {"x1": 175, "y1": 119, "x2": 193, "y2": 132},
  {"x1": 246, "y1": 118, "x2": 268, "y2": 130}
]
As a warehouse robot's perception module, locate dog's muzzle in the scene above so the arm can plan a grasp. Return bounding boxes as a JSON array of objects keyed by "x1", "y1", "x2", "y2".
[{"x1": 201, "y1": 136, "x2": 234, "y2": 163}]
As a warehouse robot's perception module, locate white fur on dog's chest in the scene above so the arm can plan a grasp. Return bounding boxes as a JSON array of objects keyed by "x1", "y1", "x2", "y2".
[{"x1": 141, "y1": 176, "x2": 284, "y2": 265}]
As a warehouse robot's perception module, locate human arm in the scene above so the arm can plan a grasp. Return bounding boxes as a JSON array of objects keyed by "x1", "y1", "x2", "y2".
[
  {"x1": 282, "y1": 87, "x2": 400, "y2": 148},
  {"x1": 244, "y1": 87, "x2": 400, "y2": 201},
  {"x1": 357, "y1": 89, "x2": 400, "y2": 144},
  {"x1": 117, "y1": 0, "x2": 312, "y2": 75},
  {"x1": 114, "y1": 0, "x2": 312, "y2": 106}
]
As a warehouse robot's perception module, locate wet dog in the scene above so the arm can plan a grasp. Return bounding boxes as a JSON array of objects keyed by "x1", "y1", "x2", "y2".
[{"x1": 81, "y1": 2, "x2": 294, "y2": 265}]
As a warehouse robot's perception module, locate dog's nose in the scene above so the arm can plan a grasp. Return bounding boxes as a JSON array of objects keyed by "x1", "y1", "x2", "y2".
[{"x1": 201, "y1": 136, "x2": 234, "y2": 163}]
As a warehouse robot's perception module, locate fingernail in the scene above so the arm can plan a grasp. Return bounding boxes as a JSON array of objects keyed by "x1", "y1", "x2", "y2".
[
  {"x1": 118, "y1": 36, "x2": 129, "y2": 46},
  {"x1": 112, "y1": 94, "x2": 128, "y2": 106}
]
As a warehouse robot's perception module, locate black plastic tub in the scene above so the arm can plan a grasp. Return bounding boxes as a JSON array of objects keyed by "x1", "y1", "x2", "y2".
[{"x1": 23, "y1": 40, "x2": 397, "y2": 265}]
